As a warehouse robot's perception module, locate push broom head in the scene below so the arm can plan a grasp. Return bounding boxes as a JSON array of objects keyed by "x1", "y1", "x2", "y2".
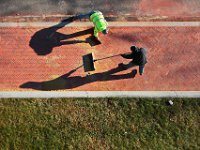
[{"x1": 82, "y1": 53, "x2": 95, "y2": 72}]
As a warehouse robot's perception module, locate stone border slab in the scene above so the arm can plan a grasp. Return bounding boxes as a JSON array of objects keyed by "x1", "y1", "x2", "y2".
[
  {"x1": 0, "y1": 22, "x2": 199, "y2": 27},
  {"x1": 0, "y1": 91, "x2": 200, "y2": 98}
]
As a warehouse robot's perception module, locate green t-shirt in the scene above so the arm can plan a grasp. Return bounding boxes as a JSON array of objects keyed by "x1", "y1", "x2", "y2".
[{"x1": 90, "y1": 11, "x2": 108, "y2": 32}]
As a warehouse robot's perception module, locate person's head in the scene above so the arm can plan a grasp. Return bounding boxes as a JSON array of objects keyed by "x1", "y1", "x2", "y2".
[
  {"x1": 102, "y1": 29, "x2": 109, "y2": 35},
  {"x1": 130, "y1": 46, "x2": 137, "y2": 52}
]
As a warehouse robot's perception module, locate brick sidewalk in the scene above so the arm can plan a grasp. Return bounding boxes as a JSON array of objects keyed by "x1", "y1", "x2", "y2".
[{"x1": 0, "y1": 24, "x2": 200, "y2": 91}]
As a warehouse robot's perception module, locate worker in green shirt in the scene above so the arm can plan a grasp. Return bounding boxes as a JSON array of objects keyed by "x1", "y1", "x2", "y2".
[{"x1": 74, "y1": 11, "x2": 109, "y2": 39}]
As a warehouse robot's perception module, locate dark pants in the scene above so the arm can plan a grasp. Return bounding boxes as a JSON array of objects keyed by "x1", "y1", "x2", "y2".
[{"x1": 122, "y1": 62, "x2": 145, "y2": 75}]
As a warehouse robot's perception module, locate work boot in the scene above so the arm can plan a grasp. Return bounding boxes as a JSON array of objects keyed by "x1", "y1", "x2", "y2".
[{"x1": 131, "y1": 69, "x2": 137, "y2": 75}]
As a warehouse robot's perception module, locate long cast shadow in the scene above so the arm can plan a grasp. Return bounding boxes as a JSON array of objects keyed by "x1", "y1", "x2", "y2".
[
  {"x1": 20, "y1": 65, "x2": 137, "y2": 91},
  {"x1": 29, "y1": 16, "x2": 93, "y2": 55}
]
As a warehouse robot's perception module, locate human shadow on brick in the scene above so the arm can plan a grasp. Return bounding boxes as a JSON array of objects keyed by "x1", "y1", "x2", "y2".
[
  {"x1": 20, "y1": 65, "x2": 137, "y2": 91},
  {"x1": 29, "y1": 17, "x2": 93, "y2": 55}
]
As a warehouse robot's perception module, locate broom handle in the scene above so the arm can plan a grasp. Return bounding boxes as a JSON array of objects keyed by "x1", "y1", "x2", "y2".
[{"x1": 94, "y1": 54, "x2": 121, "y2": 62}]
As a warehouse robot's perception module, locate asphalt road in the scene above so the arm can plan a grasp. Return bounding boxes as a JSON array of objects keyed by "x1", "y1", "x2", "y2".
[{"x1": 0, "y1": 0, "x2": 200, "y2": 19}]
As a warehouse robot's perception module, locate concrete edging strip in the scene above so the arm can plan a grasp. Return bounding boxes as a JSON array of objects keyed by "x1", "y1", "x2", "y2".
[
  {"x1": 0, "y1": 91, "x2": 199, "y2": 98},
  {"x1": 0, "y1": 22, "x2": 200, "y2": 27}
]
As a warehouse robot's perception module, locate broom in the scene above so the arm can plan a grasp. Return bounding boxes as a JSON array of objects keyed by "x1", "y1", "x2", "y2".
[{"x1": 82, "y1": 53, "x2": 122, "y2": 72}]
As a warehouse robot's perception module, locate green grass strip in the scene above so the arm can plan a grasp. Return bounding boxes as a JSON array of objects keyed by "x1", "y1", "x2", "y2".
[{"x1": 0, "y1": 98, "x2": 199, "y2": 150}]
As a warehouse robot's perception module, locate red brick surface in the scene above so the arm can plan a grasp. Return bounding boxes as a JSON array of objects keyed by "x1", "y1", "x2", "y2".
[
  {"x1": 138, "y1": 0, "x2": 200, "y2": 17},
  {"x1": 0, "y1": 26, "x2": 200, "y2": 91}
]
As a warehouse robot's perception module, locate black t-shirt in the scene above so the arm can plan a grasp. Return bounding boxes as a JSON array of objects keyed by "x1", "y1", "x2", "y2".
[
  {"x1": 133, "y1": 48, "x2": 147, "y2": 65},
  {"x1": 122, "y1": 48, "x2": 147, "y2": 66}
]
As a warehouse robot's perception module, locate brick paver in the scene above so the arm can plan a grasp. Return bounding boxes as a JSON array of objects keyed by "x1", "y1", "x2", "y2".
[{"x1": 0, "y1": 24, "x2": 200, "y2": 91}]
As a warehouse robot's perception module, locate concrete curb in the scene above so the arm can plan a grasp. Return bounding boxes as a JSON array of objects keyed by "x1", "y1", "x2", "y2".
[
  {"x1": 0, "y1": 22, "x2": 200, "y2": 27},
  {"x1": 0, "y1": 91, "x2": 200, "y2": 98}
]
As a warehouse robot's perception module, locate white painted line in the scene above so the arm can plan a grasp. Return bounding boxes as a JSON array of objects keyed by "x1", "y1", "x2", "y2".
[
  {"x1": 0, "y1": 91, "x2": 200, "y2": 98},
  {"x1": 0, "y1": 22, "x2": 199, "y2": 27}
]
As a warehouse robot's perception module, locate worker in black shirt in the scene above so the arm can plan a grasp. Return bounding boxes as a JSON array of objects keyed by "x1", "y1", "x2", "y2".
[{"x1": 120, "y1": 46, "x2": 147, "y2": 75}]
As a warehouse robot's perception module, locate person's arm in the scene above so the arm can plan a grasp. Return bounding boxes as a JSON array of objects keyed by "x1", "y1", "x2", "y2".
[
  {"x1": 139, "y1": 65, "x2": 145, "y2": 75},
  {"x1": 105, "y1": 19, "x2": 108, "y2": 27},
  {"x1": 94, "y1": 27, "x2": 99, "y2": 38},
  {"x1": 121, "y1": 53, "x2": 133, "y2": 59}
]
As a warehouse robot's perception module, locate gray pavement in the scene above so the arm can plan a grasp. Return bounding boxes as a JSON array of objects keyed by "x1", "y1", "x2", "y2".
[
  {"x1": 1, "y1": 0, "x2": 200, "y2": 21},
  {"x1": 0, "y1": 91, "x2": 200, "y2": 98},
  {"x1": 0, "y1": 0, "x2": 139, "y2": 16}
]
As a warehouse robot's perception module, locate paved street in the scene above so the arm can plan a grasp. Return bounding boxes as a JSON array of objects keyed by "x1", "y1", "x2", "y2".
[{"x1": 1, "y1": 0, "x2": 200, "y2": 21}]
